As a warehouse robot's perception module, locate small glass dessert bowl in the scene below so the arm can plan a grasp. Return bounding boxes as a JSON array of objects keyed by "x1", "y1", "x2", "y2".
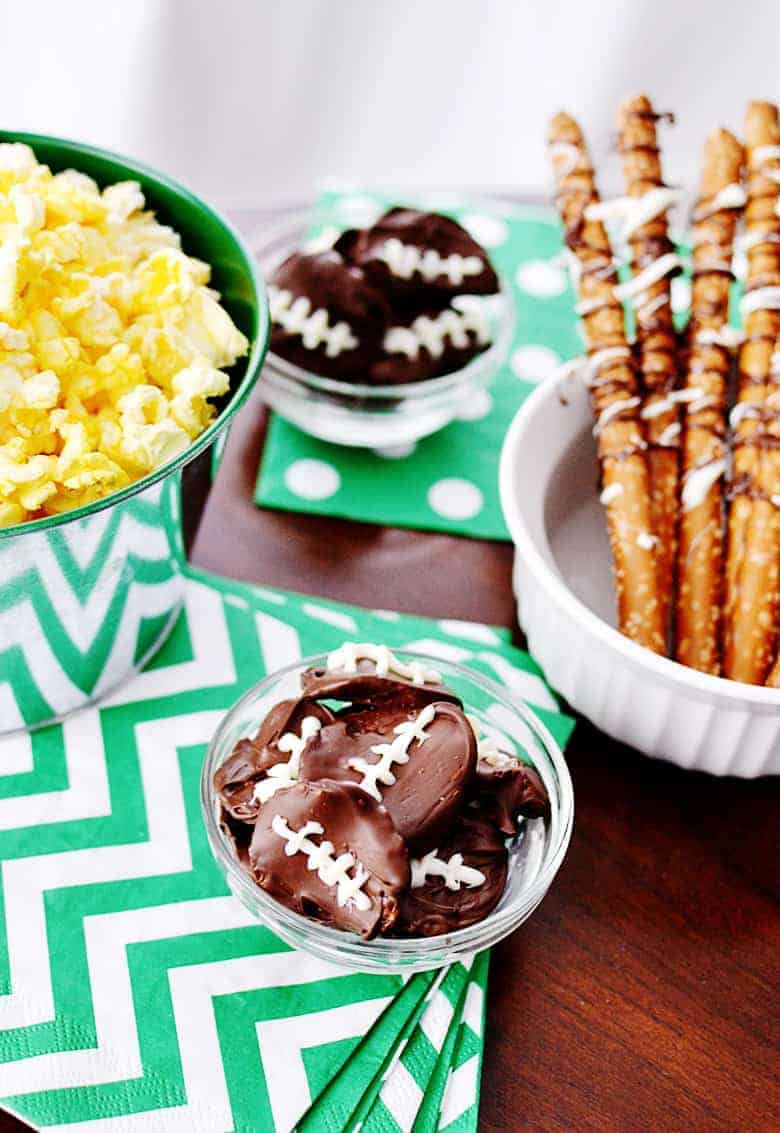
[
  {"x1": 250, "y1": 205, "x2": 515, "y2": 449},
  {"x1": 201, "y1": 648, "x2": 573, "y2": 973}
]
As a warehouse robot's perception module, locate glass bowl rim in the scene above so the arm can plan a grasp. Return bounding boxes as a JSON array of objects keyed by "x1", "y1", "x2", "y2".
[
  {"x1": 200, "y1": 648, "x2": 574, "y2": 961},
  {"x1": 251, "y1": 204, "x2": 516, "y2": 402},
  {"x1": 0, "y1": 128, "x2": 270, "y2": 541}
]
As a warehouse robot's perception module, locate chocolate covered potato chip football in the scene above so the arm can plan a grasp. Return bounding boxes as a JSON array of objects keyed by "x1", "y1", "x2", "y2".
[
  {"x1": 299, "y1": 699, "x2": 477, "y2": 853},
  {"x1": 214, "y1": 697, "x2": 335, "y2": 822},
  {"x1": 341, "y1": 207, "x2": 499, "y2": 308},
  {"x1": 249, "y1": 779, "x2": 409, "y2": 938},
  {"x1": 268, "y1": 250, "x2": 389, "y2": 377},
  {"x1": 472, "y1": 748, "x2": 550, "y2": 836},
  {"x1": 369, "y1": 298, "x2": 493, "y2": 385},
  {"x1": 396, "y1": 813, "x2": 508, "y2": 937}
]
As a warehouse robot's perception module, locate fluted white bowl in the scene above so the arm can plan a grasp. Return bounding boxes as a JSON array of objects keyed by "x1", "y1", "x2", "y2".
[{"x1": 499, "y1": 368, "x2": 780, "y2": 777}]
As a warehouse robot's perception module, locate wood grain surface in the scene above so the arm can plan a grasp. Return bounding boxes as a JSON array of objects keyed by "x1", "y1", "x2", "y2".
[{"x1": 1, "y1": 218, "x2": 778, "y2": 1133}]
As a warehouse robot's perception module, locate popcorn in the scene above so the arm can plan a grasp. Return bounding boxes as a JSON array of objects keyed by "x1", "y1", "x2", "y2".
[{"x1": 0, "y1": 144, "x2": 249, "y2": 526}]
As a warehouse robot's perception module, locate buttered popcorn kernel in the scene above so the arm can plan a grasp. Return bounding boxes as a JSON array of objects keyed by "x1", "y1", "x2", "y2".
[{"x1": 0, "y1": 142, "x2": 249, "y2": 525}]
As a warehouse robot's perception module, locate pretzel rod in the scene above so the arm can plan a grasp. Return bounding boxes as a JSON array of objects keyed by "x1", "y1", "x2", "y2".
[
  {"x1": 548, "y1": 112, "x2": 665, "y2": 653},
  {"x1": 724, "y1": 101, "x2": 780, "y2": 683},
  {"x1": 767, "y1": 652, "x2": 780, "y2": 688},
  {"x1": 616, "y1": 95, "x2": 681, "y2": 636},
  {"x1": 674, "y1": 129, "x2": 744, "y2": 673}
]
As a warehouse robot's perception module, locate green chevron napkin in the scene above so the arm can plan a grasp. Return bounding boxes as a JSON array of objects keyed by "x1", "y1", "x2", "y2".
[
  {"x1": 255, "y1": 191, "x2": 583, "y2": 540},
  {"x1": 0, "y1": 567, "x2": 572, "y2": 1131}
]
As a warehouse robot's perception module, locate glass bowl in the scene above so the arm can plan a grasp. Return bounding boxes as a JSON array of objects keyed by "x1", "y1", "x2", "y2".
[
  {"x1": 201, "y1": 650, "x2": 574, "y2": 973},
  {"x1": 249, "y1": 205, "x2": 515, "y2": 448}
]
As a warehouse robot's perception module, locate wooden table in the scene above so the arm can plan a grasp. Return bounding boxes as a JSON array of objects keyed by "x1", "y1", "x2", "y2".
[{"x1": 3, "y1": 221, "x2": 778, "y2": 1133}]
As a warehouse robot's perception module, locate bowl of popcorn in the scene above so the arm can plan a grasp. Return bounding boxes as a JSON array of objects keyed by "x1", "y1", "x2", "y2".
[
  {"x1": 202, "y1": 644, "x2": 573, "y2": 972},
  {"x1": 0, "y1": 132, "x2": 268, "y2": 735}
]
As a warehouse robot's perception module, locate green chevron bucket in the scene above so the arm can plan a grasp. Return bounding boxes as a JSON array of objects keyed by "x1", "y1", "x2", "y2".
[{"x1": 0, "y1": 132, "x2": 269, "y2": 735}]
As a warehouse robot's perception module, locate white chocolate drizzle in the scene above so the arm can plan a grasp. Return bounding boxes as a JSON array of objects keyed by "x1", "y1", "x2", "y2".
[
  {"x1": 709, "y1": 183, "x2": 747, "y2": 211},
  {"x1": 681, "y1": 459, "x2": 727, "y2": 512},
  {"x1": 377, "y1": 237, "x2": 483, "y2": 286},
  {"x1": 348, "y1": 704, "x2": 437, "y2": 802},
  {"x1": 636, "y1": 531, "x2": 658, "y2": 550},
  {"x1": 658, "y1": 422, "x2": 681, "y2": 447},
  {"x1": 636, "y1": 292, "x2": 669, "y2": 321},
  {"x1": 268, "y1": 284, "x2": 358, "y2": 357},
  {"x1": 739, "y1": 286, "x2": 780, "y2": 317},
  {"x1": 736, "y1": 230, "x2": 780, "y2": 252},
  {"x1": 729, "y1": 402, "x2": 761, "y2": 428},
  {"x1": 584, "y1": 187, "x2": 684, "y2": 240},
  {"x1": 384, "y1": 303, "x2": 490, "y2": 360},
  {"x1": 599, "y1": 482, "x2": 624, "y2": 505},
  {"x1": 549, "y1": 141, "x2": 587, "y2": 177},
  {"x1": 593, "y1": 396, "x2": 640, "y2": 435},
  {"x1": 754, "y1": 145, "x2": 780, "y2": 166},
  {"x1": 410, "y1": 849, "x2": 486, "y2": 891},
  {"x1": 253, "y1": 716, "x2": 322, "y2": 805},
  {"x1": 327, "y1": 642, "x2": 441, "y2": 685},
  {"x1": 694, "y1": 326, "x2": 745, "y2": 350},
  {"x1": 613, "y1": 254, "x2": 682, "y2": 303},
  {"x1": 271, "y1": 816, "x2": 371, "y2": 910}
]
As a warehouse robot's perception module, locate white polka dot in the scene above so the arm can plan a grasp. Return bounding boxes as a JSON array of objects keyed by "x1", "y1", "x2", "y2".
[
  {"x1": 460, "y1": 213, "x2": 509, "y2": 248},
  {"x1": 510, "y1": 344, "x2": 561, "y2": 383},
  {"x1": 515, "y1": 259, "x2": 568, "y2": 298},
  {"x1": 284, "y1": 458, "x2": 341, "y2": 500},
  {"x1": 373, "y1": 442, "x2": 417, "y2": 459},
  {"x1": 671, "y1": 276, "x2": 691, "y2": 314},
  {"x1": 456, "y1": 389, "x2": 493, "y2": 421},
  {"x1": 428, "y1": 478, "x2": 484, "y2": 520},
  {"x1": 417, "y1": 191, "x2": 465, "y2": 211}
]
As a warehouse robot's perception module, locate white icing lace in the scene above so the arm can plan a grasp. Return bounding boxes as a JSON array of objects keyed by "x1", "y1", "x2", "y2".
[
  {"x1": 681, "y1": 459, "x2": 727, "y2": 512},
  {"x1": 411, "y1": 850, "x2": 486, "y2": 891},
  {"x1": 268, "y1": 284, "x2": 358, "y2": 357},
  {"x1": 253, "y1": 716, "x2": 322, "y2": 805},
  {"x1": 377, "y1": 237, "x2": 483, "y2": 285},
  {"x1": 271, "y1": 815, "x2": 372, "y2": 910},
  {"x1": 349, "y1": 704, "x2": 437, "y2": 802},
  {"x1": 327, "y1": 642, "x2": 441, "y2": 685},
  {"x1": 384, "y1": 302, "x2": 490, "y2": 361}
]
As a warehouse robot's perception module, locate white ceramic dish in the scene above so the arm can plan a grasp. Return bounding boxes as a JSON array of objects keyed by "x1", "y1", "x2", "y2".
[{"x1": 499, "y1": 368, "x2": 780, "y2": 778}]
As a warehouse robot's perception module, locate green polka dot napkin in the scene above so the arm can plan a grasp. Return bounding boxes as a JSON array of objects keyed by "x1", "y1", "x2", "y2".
[
  {"x1": 255, "y1": 191, "x2": 584, "y2": 540},
  {"x1": 0, "y1": 564, "x2": 572, "y2": 1132}
]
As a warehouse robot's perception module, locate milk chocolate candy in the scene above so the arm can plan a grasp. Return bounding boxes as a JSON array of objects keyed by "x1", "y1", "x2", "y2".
[
  {"x1": 214, "y1": 697, "x2": 335, "y2": 822},
  {"x1": 345, "y1": 208, "x2": 499, "y2": 308},
  {"x1": 396, "y1": 814, "x2": 508, "y2": 937},
  {"x1": 249, "y1": 779, "x2": 409, "y2": 939},
  {"x1": 300, "y1": 699, "x2": 476, "y2": 853},
  {"x1": 301, "y1": 658, "x2": 460, "y2": 710},
  {"x1": 473, "y1": 757, "x2": 550, "y2": 836},
  {"x1": 268, "y1": 251, "x2": 389, "y2": 378}
]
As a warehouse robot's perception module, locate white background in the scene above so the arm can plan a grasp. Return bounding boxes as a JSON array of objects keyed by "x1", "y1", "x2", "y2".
[{"x1": 0, "y1": 0, "x2": 777, "y2": 208}]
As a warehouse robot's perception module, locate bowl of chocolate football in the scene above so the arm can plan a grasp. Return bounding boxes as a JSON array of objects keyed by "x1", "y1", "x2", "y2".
[
  {"x1": 251, "y1": 204, "x2": 514, "y2": 448},
  {"x1": 201, "y1": 642, "x2": 573, "y2": 972}
]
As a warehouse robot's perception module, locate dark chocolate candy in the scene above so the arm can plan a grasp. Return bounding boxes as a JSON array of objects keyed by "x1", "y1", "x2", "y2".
[
  {"x1": 301, "y1": 657, "x2": 460, "y2": 710},
  {"x1": 395, "y1": 814, "x2": 508, "y2": 937},
  {"x1": 249, "y1": 779, "x2": 409, "y2": 939},
  {"x1": 299, "y1": 699, "x2": 476, "y2": 853},
  {"x1": 473, "y1": 756, "x2": 550, "y2": 836},
  {"x1": 269, "y1": 251, "x2": 389, "y2": 378},
  {"x1": 344, "y1": 208, "x2": 499, "y2": 308},
  {"x1": 214, "y1": 697, "x2": 335, "y2": 822},
  {"x1": 369, "y1": 300, "x2": 492, "y2": 385}
]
